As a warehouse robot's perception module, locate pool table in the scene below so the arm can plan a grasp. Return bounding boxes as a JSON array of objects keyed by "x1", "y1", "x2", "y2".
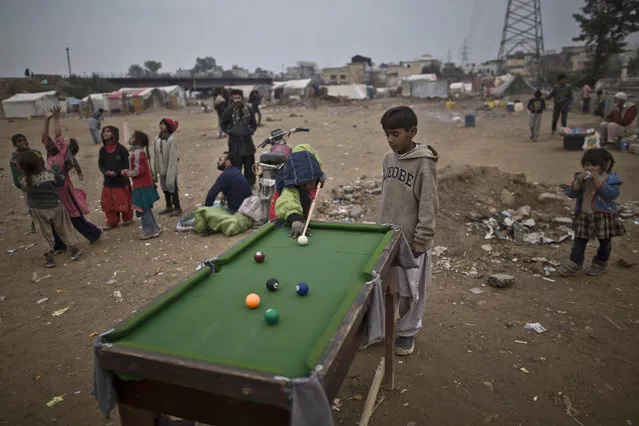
[{"x1": 95, "y1": 221, "x2": 401, "y2": 426}]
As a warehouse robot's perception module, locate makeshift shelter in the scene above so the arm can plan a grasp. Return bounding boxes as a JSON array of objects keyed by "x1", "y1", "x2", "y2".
[
  {"x1": 271, "y1": 79, "x2": 320, "y2": 100},
  {"x1": 65, "y1": 97, "x2": 81, "y2": 114},
  {"x1": 82, "y1": 93, "x2": 110, "y2": 113},
  {"x1": 489, "y1": 74, "x2": 536, "y2": 98},
  {"x1": 2, "y1": 91, "x2": 58, "y2": 118},
  {"x1": 325, "y1": 84, "x2": 368, "y2": 100},
  {"x1": 108, "y1": 88, "x2": 164, "y2": 113},
  {"x1": 406, "y1": 81, "x2": 449, "y2": 99},
  {"x1": 158, "y1": 85, "x2": 186, "y2": 108}
]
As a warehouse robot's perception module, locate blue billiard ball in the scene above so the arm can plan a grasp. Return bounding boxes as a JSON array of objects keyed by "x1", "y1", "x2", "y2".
[{"x1": 296, "y1": 282, "x2": 309, "y2": 296}]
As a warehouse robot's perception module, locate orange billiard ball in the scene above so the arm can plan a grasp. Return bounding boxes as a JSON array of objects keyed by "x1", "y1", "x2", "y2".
[{"x1": 245, "y1": 293, "x2": 260, "y2": 309}]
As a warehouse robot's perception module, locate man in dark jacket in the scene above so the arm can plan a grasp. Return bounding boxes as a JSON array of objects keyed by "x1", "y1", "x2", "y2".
[
  {"x1": 248, "y1": 89, "x2": 262, "y2": 127},
  {"x1": 547, "y1": 73, "x2": 573, "y2": 135},
  {"x1": 203, "y1": 152, "x2": 252, "y2": 213},
  {"x1": 221, "y1": 89, "x2": 257, "y2": 187}
]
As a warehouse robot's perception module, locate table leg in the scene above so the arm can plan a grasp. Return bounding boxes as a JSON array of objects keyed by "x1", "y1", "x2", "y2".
[
  {"x1": 118, "y1": 402, "x2": 159, "y2": 426},
  {"x1": 384, "y1": 271, "x2": 395, "y2": 391}
]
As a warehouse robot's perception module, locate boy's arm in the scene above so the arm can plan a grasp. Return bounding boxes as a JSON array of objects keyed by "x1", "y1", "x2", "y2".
[
  {"x1": 10, "y1": 160, "x2": 23, "y2": 190},
  {"x1": 52, "y1": 106, "x2": 63, "y2": 138},
  {"x1": 412, "y1": 162, "x2": 439, "y2": 255},
  {"x1": 275, "y1": 188, "x2": 303, "y2": 224}
]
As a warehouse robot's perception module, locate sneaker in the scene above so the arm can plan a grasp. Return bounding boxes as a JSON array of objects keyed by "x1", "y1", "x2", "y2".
[
  {"x1": 169, "y1": 209, "x2": 183, "y2": 217},
  {"x1": 586, "y1": 262, "x2": 606, "y2": 276},
  {"x1": 139, "y1": 232, "x2": 160, "y2": 240},
  {"x1": 69, "y1": 247, "x2": 82, "y2": 261},
  {"x1": 395, "y1": 336, "x2": 415, "y2": 356},
  {"x1": 158, "y1": 208, "x2": 174, "y2": 216},
  {"x1": 559, "y1": 261, "x2": 581, "y2": 277},
  {"x1": 102, "y1": 224, "x2": 115, "y2": 231},
  {"x1": 90, "y1": 237, "x2": 101, "y2": 245},
  {"x1": 121, "y1": 220, "x2": 133, "y2": 226},
  {"x1": 44, "y1": 253, "x2": 56, "y2": 268}
]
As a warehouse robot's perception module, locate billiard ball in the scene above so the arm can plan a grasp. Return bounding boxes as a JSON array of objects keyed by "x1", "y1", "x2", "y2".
[
  {"x1": 266, "y1": 278, "x2": 279, "y2": 292},
  {"x1": 295, "y1": 282, "x2": 309, "y2": 296},
  {"x1": 297, "y1": 235, "x2": 308, "y2": 246},
  {"x1": 245, "y1": 293, "x2": 260, "y2": 309},
  {"x1": 265, "y1": 308, "x2": 279, "y2": 325},
  {"x1": 254, "y1": 251, "x2": 265, "y2": 263}
]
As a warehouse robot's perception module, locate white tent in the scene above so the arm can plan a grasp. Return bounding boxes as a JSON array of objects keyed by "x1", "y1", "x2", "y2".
[
  {"x1": 272, "y1": 79, "x2": 313, "y2": 99},
  {"x1": 405, "y1": 81, "x2": 449, "y2": 99},
  {"x1": 325, "y1": 84, "x2": 368, "y2": 100},
  {"x1": 403, "y1": 74, "x2": 438, "y2": 82},
  {"x1": 158, "y1": 85, "x2": 186, "y2": 108},
  {"x1": 2, "y1": 91, "x2": 58, "y2": 118},
  {"x1": 82, "y1": 93, "x2": 110, "y2": 112}
]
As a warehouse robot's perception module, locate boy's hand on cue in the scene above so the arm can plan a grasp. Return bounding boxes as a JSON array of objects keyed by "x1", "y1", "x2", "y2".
[{"x1": 290, "y1": 221, "x2": 305, "y2": 238}]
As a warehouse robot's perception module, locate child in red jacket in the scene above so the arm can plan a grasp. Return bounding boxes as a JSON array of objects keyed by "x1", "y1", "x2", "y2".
[{"x1": 121, "y1": 131, "x2": 160, "y2": 240}]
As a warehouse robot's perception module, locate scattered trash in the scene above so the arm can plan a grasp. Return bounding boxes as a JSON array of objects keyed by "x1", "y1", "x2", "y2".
[
  {"x1": 481, "y1": 244, "x2": 493, "y2": 252},
  {"x1": 88, "y1": 332, "x2": 99, "y2": 338},
  {"x1": 31, "y1": 272, "x2": 51, "y2": 283},
  {"x1": 106, "y1": 279, "x2": 118, "y2": 285},
  {"x1": 515, "y1": 340, "x2": 528, "y2": 345},
  {"x1": 113, "y1": 291, "x2": 123, "y2": 303},
  {"x1": 483, "y1": 381, "x2": 494, "y2": 392},
  {"x1": 36, "y1": 297, "x2": 49, "y2": 304},
  {"x1": 562, "y1": 394, "x2": 583, "y2": 425},
  {"x1": 52, "y1": 307, "x2": 70, "y2": 317},
  {"x1": 56, "y1": 289, "x2": 64, "y2": 293},
  {"x1": 7, "y1": 249, "x2": 16, "y2": 254},
  {"x1": 73, "y1": 391, "x2": 82, "y2": 395},
  {"x1": 542, "y1": 277, "x2": 556, "y2": 283},
  {"x1": 469, "y1": 287, "x2": 485, "y2": 295},
  {"x1": 520, "y1": 367, "x2": 530, "y2": 374},
  {"x1": 604, "y1": 315, "x2": 625, "y2": 330},
  {"x1": 524, "y1": 322, "x2": 547, "y2": 333},
  {"x1": 331, "y1": 398, "x2": 342, "y2": 411},
  {"x1": 349, "y1": 394, "x2": 363, "y2": 401},
  {"x1": 46, "y1": 395, "x2": 64, "y2": 407}
]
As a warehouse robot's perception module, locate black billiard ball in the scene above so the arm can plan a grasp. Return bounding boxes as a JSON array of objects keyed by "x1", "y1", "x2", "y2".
[
  {"x1": 254, "y1": 251, "x2": 265, "y2": 263},
  {"x1": 266, "y1": 278, "x2": 279, "y2": 292}
]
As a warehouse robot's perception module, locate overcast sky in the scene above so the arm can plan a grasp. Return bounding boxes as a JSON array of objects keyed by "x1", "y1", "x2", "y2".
[{"x1": 0, "y1": 0, "x2": 636, "y2": 77}]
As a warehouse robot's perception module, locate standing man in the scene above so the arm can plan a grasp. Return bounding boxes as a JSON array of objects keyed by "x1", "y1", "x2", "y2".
[
  {"x1": 87, "y1": 108, "x2": 104, "y2": 145},
  {"x1": 221, "y1": 89, "x2": 257, "y2": 187},
  {"x1": 599, "y1": 92, "x2": 637, "y2": 144},
  {"x1": 547, "y1": 74, "x2": 573, "y2": 135},
  {"x1": 248, "y1": 89, "x2": 262, "y2": 127},
  {"x1": 581, "y1": 81, "x2": 593, "y2": 114},
  {"x1": 213, "y1": 88, "x2": 228, "y2": 139}
]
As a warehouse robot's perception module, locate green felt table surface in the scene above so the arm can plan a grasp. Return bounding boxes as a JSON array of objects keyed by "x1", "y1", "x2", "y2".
[{"x1": 107, "y1": 222, "x2": 392, "y2": 378}]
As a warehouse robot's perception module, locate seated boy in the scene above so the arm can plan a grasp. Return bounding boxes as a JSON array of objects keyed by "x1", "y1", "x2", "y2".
[
  {"x1": 379, "y1": 106, "x2": 439, "y2": 356},
  {"x1": 274, "y1": 144, "x2": 325, "y2": 237},
  {"x1": 203, "y1": 151, "x2": 253, "y2": 213}
]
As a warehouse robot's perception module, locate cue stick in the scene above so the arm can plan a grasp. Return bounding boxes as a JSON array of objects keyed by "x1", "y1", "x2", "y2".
[{"x1": 301, "y1": 181, "x2": 322, "y2": 237}]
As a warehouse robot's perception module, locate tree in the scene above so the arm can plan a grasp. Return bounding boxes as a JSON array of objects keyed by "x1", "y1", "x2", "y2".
[
  {"x1": 573, "y1": 0, "x2": 639, "y2": 78},
  {"x1": 192, "y1": 56, "x2": 217, "y2": 73},
  {"x1": 143, "y1": 60, "x2": 162, "y2": 74},
  {"x1": 24, "y1": 68, "x2": 30, "y2": 78},
  {"x1": 128, "y1": 64, "x2": 145, "y2": 78}
]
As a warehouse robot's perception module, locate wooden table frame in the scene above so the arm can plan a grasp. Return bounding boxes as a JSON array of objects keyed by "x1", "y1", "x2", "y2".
[{"x1": 97, "y1": 230, "x2": 401, "y2": 426}]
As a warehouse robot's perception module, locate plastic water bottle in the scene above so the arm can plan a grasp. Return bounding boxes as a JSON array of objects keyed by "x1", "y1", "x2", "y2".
[{"x1": 620, "y1": 138, "x2": 629, "y2": 152}]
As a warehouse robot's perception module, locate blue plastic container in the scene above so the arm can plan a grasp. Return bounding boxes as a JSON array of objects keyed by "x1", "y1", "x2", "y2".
[{"x1": 464, "y1": 114, "x2": 476, "y2": 127}]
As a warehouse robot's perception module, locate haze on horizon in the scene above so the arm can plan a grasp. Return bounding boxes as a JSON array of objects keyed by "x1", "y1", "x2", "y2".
[{"x1": 0, "y1": 0, "x2": 636, "y2": 77}]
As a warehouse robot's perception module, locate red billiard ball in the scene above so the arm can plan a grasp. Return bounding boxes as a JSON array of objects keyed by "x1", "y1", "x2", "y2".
[{"x1": 254, "y1": 251, "x2": 265, "y2": 263}]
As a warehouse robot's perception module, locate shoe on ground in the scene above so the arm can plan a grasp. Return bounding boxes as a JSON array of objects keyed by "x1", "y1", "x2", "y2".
[
  {"x1": 559, "y1": 261, "x2": 581, "y2": 277},
  {"x1": 102, "y1": 224, "x2": 115, "y2": 231},
  {"x1": 139, "y1": 232, "x2": 161, "y2": 240},
  {"x1": 121, "y1": 220, "x2": 133, "y2": 226},
  {"x1": 158, "y1": 208, "x2": 174, "y2": 216},
  {"x1": 395, "y1": 336, "x2": 415, "y2": 356},
  {"x1": 44, "y1": 253, "x2": 56, "y2": 268},
  {"x1": 90, "y1": 237, "x2": 101, "y2": 245},
  {"x1": 69, "y1": 247, "x2": 82, "y2": 261},
  {"x1": 586, "y1": 262, "x2": 606, "y2": 276},
  {"x1": 169, "y1": 209, "x2": 183, "y2": 217}
]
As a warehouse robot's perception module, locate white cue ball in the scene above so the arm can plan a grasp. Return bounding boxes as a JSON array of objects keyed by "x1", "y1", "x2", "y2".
[{"x1": 297, "y1": 235, "x2": 309, "y2": 246}]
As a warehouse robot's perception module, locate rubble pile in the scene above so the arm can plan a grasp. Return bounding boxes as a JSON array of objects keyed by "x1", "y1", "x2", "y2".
[{"x1": 317, "y1": 176, "x2": 381, "y2": 222}]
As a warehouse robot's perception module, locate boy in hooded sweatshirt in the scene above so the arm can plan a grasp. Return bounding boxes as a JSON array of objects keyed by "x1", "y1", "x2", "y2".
[
  {"x1": 98, "y1": 125, "x2": 133, "y2": 230},
  {"x1": 274, "y1": 144, "x2": 325, "y2": 237},
  {"x1": 379, "y1": 106, "x2": 439, "y2": 356},
  {"x1": 153, "y1": 118, "x2": 182, "y2": 217}
]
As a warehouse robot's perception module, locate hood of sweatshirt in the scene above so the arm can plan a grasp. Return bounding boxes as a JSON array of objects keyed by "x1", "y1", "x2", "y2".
[{"x1": 395, "y1": 143, "x2": 439, "y2": 162}]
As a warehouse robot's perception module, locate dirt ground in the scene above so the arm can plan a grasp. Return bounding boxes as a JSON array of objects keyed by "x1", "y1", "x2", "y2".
[{"x1": 0, "y1": 98, "x2": 638, "y2": 426}]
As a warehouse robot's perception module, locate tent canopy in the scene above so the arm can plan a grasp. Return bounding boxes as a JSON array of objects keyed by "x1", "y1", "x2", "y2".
[
  {"x1": 489, "y1": 74, "x2": 536, "y2": 98},
  {"x1": 4, "y1": 90, "x2": 57, "y2": 103},
  {"x1": 2, "y1": 91, "x2": 58, "y2": 118},
  {"x1": 325, "y1": 84, "x2": 368, "y2": 100}
]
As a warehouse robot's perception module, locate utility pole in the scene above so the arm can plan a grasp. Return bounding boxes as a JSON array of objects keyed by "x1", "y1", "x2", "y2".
[
  {"x1": 461, "y1": 38, "x2": 471, "y2": 67},
  {"x1": 447, "y1": 49, "x2": 451, "y2": 64},
  {"x1": 65, "y1": 47, "x2": 72, "y2": 77},
  {"x1": 497, "y1": 0, "x2": 545, "y2": 85}
]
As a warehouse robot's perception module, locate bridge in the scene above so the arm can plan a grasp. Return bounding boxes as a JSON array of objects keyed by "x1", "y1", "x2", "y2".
[{"x1": 104, "y1": 76, "x2": 273, "y2": 91}]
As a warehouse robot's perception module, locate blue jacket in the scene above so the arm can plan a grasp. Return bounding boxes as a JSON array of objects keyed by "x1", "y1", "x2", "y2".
[
  {"x1": 203, "y1": 166, "x2": 252, "y2": 213},
  {"x1": 565, "y1": 172, "x2": 622, "y2": 214}
]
